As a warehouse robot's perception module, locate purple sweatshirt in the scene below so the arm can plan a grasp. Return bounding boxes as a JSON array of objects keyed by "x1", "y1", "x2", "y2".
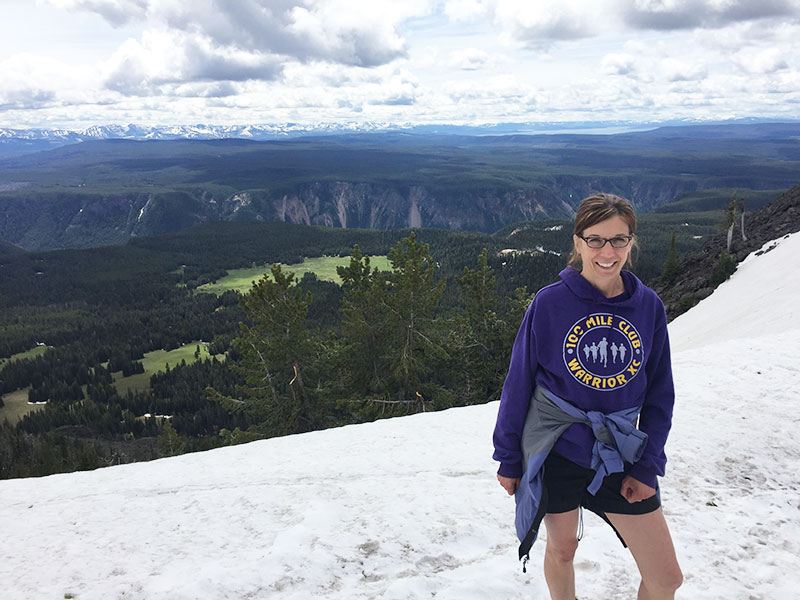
[{"x1": 492, "y1": 266, "x2": 675, "y2": 489}]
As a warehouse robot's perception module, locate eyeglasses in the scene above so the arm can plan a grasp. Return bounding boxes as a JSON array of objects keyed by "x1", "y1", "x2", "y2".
[{"x1": 578, "y1": 234, "x2": 634, "y2": 249}]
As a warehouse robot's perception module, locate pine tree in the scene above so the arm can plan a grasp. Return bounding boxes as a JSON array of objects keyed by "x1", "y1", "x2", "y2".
[
  {"x1": 225, "y1": 264, "x2": 322, "y2": 436},
  {"x1": 658, "y1": 232, "x2": 680, "y2": 287},
  {"x1": 337, "y1": 234, "x2": 449, "y2": 418},
  {"x1": 336, "y1": 244, "x2": 391, "y2": 402},
  {"x1": 711, "y1": 251, "x2": 737, "y2": 287},
  {"x1": 158, "y1": 420, "x2": 185, "y2": 457},
  {"x1": 382, "y1": 233, "x2": 449, "y2": 412},
  {"x1": 452, "y1": 249, "x2": 533, "y2": 406}
]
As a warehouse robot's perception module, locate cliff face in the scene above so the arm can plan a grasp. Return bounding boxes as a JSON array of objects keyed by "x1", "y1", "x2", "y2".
[
  {"x1": 0, "y1": 176, "x2": 772, "y2": 251},
  {"x1": 212, "y1": 177, "x2": 702, "y2": 233},
  {"x1": 0, "y1": 191, "x2": 218, "y2": 250},
  {"x1": 226, "y1": 183, "x2": 573, "y2": 232},
  {"x1": 1, "y1": 182, "x2": 573, "y2": 250},
  {"x1": 654, "y1": 184, "x2": 800, "y2": 320}
]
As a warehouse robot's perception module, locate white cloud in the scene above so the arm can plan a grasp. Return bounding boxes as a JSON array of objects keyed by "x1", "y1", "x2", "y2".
[
  {"x1": 103, "y1": 30, "x2": 285, "y2": 96},
  {"x1": 172, "y1": 81, "x2": 241, "y2": 98},
  {"x1": 493, "y1": 0, "x2": 606, "y2": 45},
  {"x1": 4, "y1": 0, "x2": 800, "y2": 127},
  {"x1": 622, "y1": 0, "x2": 800, "y2": 31},
  {"x1": 447, "y1": 48, "x2": 491, "y2": 70},
  {"x1": 733, "y1": 47, "x2": 789, "y2": 74},
  {"x1": 59, "y1": 0, "x2": 428, "y2": 67},
  {"x1": 601, "y1": 53, "x2": 638, "y2": 76},
  {"x1": 0, "y1": 52, "x2": 103, "y2": 115},
  {"x1": 660, "y1": 57, "x2": 708, "y2": 81},
  {"x1": 442, "y1": 0, "x2": 490, "y2": 21},
  {"x1": 45, "y1": 0, "x2": 149, "y2": 27},
  {"x1": 0, "y1": 88, "x2": 56, "y2": 111},
  {"x1": 61, "y1": 0, "x2": 437, "y2": 99},
  {"x1": 451, "y1": 0, "x2": 800, "y2": 49}
]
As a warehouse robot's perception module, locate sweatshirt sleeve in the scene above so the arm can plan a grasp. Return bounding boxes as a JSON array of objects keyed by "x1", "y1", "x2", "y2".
[
  {"x1": 492, "y1": 299, "x2": 538, "y2": 478},
  {"x1": 627, "y1": 301, "x2": 675, "y2": 489}
]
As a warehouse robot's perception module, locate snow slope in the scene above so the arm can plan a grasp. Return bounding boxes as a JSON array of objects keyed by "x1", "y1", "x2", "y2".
[{"x1": 1, "y1": 234, "x2": 799, "y2": 600}]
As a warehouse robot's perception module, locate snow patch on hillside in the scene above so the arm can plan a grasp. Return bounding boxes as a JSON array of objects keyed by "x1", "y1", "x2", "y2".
[{"x1": 669, "y1": 232, "x2": 800, "y2": 351}]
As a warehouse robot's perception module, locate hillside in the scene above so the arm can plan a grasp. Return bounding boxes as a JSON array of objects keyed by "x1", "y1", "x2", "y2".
[
  {"x1": 1, "y1": 231, "x2": 798, "y2": 599},
  {"x1": 0, "y1": 123, "x2": 798, "y2": 250},
  {"x1": 0, "y1": 238, "x2": 24, "y2": 257},
  {"x1": 654, "y1": 183, "x2": 800, "y2": 319}
]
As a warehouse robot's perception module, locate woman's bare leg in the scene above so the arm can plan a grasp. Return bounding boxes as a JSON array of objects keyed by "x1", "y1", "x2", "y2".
[
  {"x1": 606, "y1": 508, "x2": 683, "y2": 599},
  {"x1": 542, "y1": 509, "x2": 580, "y2": 600}
]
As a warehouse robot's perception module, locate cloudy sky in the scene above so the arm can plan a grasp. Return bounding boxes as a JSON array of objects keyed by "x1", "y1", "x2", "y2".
[{"x1": 1, "y1": 0, "x2": 799, "y2": 129}]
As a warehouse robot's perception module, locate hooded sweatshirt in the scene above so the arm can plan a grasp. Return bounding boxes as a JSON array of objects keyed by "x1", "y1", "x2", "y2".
[{"x1": 492, "y1": 266, "x2": 675, "y2": 489}]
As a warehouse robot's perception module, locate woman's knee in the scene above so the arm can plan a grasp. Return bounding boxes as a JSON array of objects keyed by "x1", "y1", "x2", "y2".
[
  {"x1": 545, "y1": 535, "x2": 579, "y2": 564},
  {"x1": 644, "y1": 564, "x2": 683, "y2": 595}
]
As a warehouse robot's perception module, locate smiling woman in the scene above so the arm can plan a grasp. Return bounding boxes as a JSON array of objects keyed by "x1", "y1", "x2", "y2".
[
  {"x1": 493, "y1": 192, "x2": 682, "y2": 599},
  {"x1": 568, "y1": 194, "x2": 638, "y2": 299}
]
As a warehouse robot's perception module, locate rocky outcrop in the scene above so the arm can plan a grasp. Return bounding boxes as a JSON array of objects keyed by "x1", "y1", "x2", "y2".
[
  {"x1": 654, "y1": 184, "x2": 800, "y2": 320},
  {"x1": 0, "y1": 176, "x2": 783, "y2": 251},
  {"x1": 216, "y1": 182, "x2": 576, "y2": 234}
]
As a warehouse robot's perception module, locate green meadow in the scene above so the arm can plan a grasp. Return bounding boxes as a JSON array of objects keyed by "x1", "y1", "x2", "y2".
[
  {"x1": 0, "y1": 346, "x2": 52, "y2": 422},
  {"x1": 111, "y1": 342, "x2": 225, "y2": 395},
  {"x1": 196, "y1": 255, "x2": 392, "y2": 295},
  {"x1": 0, "y1": 388, "x2": 43, "y2": 423},
  {"x1": 0, "y1": 345, "x2": 51, "y2": 369},
  {"x1": 0, "y1": 343, "x2": 225, "y2": 420}
]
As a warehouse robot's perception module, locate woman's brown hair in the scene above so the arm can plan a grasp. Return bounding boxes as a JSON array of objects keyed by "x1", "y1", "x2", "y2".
[{"x1": 567, "y1": 193, "x2": 638, "y2": 269}]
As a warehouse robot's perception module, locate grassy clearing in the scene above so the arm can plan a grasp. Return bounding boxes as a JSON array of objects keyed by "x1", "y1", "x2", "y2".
[
  {"x1": 112, "y1": 342, "x2": 224, "y2": 396},
  {"x1": 0, "y1": 345, "x2": 51, "y2": 369},
  {"x1": 0, "y1": 387, "x2": 44, "y2": 423},
  {"x1": 0, "y1": 344, "x2": 224, "y2": 415},
  {"x1": 0, "y1": 347, "x2": 52, "y2": 421},
  {"x1": 197, "y1": 255, "x2": 393, "y2": 295}
]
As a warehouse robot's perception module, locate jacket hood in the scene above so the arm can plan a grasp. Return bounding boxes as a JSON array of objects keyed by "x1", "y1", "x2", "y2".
[{"x1": 558, "y1": 266, "x2": 644, "y2": 307}]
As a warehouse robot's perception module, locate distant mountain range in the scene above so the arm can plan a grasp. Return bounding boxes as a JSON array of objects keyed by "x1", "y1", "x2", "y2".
[
  {"x1": 1, "y1": 121, "x2": 798, "y2": 251},
  {"x1": 1, "y1": 117, "x2": 795, "y2": 158}
]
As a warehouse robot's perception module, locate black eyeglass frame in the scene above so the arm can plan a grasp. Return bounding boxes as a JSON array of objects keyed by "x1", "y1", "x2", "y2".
[{"x1": 577, "y1": 234, "x2": 634, "y2": 249}]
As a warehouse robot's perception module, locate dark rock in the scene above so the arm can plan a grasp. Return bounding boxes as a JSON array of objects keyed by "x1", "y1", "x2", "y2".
[{"x1": 655, "y1": 184, "x2": 800, "y2": 320}]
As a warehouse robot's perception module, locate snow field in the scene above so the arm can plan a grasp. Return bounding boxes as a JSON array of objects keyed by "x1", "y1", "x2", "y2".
[{"x1": 1, "y1": 232, "x2": 799, "y2": 599}]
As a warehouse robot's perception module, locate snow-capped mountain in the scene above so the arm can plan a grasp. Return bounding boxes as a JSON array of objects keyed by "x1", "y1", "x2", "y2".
[
  {"x1": 1, "y1": 232, "x2": 798, "y2": 599},
  {"x1": 0, "y1": 117, "x2": 790, "y2": 144},
  {"x1": 0, "y1": 122, "x2": 404, "y2": 143},
  {"x1": 0, "y1": 122, "x2": 410, "y2": 159}
]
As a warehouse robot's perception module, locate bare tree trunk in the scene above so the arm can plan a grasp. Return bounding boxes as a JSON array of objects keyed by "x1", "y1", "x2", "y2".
[
  {"x1": 289, "y1": 364, "x2": 313, "y2": 431},
  {"x1": 741, "y1": 211, "x2": 747, "y2": 241}
]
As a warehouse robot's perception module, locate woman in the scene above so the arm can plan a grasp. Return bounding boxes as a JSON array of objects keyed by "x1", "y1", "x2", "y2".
[{"x1": 493, "y1": 193, "x2": 682, "y2": 600}]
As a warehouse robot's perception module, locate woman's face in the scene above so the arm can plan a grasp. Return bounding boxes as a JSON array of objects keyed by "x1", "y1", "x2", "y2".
[{"x1": 573, "y1": 215, "x2": 633, "y2": 289}]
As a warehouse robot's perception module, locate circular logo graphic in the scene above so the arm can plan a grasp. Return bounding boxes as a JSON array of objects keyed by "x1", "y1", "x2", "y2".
[{"x1": 562, "y1": 313, "x2": 644, "y2": 391}]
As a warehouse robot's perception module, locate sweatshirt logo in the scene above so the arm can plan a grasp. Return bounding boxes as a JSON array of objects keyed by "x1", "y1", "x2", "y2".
[{"x1": 562, "y1": 313, "x2": 643, "y2": 391}]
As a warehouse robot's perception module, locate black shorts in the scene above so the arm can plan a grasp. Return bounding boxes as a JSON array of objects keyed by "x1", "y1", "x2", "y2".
[{"x1": 543, "y1": 451, "x2": 661, "y2": 516}]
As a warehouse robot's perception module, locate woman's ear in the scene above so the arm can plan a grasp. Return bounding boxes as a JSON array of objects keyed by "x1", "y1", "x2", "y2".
[{"x1": 569, "y1": 235, "x2": 582, "y2": 268}]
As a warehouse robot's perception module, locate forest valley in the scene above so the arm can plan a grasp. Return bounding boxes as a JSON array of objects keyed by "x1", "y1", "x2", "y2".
[{"x1": 0, "y1": 201, "x2": 752, "y2": 479}]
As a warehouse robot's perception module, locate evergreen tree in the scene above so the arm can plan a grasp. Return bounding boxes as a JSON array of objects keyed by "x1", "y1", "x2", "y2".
[
  {"x1": 158, "y1": 420, "x2": 185, "y2": 457},
  {"x1": 711, "y1": 251, "x2": 737, "y2": 287},
  {"x1": 387, "y1": 233, "x2": 447, "y2": 409},
  {"x1": 223, "y1": 264, "x2": 323, "y2": 436},
  {"x1": 452, "y1": 249, "x2": 532, "y2": 406},
  {"x1": 336, "y1": 234, "x2": 450, "y2": 418},
  {"x1": 335, "y1": 245, "x2": 391, "y2": 403},
  {"x1": 658, "y1": 232, "x2": 680, "y2": 287},
  {"x1": 378, "y1": 233, "x2": 449, "y2": 413}
]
